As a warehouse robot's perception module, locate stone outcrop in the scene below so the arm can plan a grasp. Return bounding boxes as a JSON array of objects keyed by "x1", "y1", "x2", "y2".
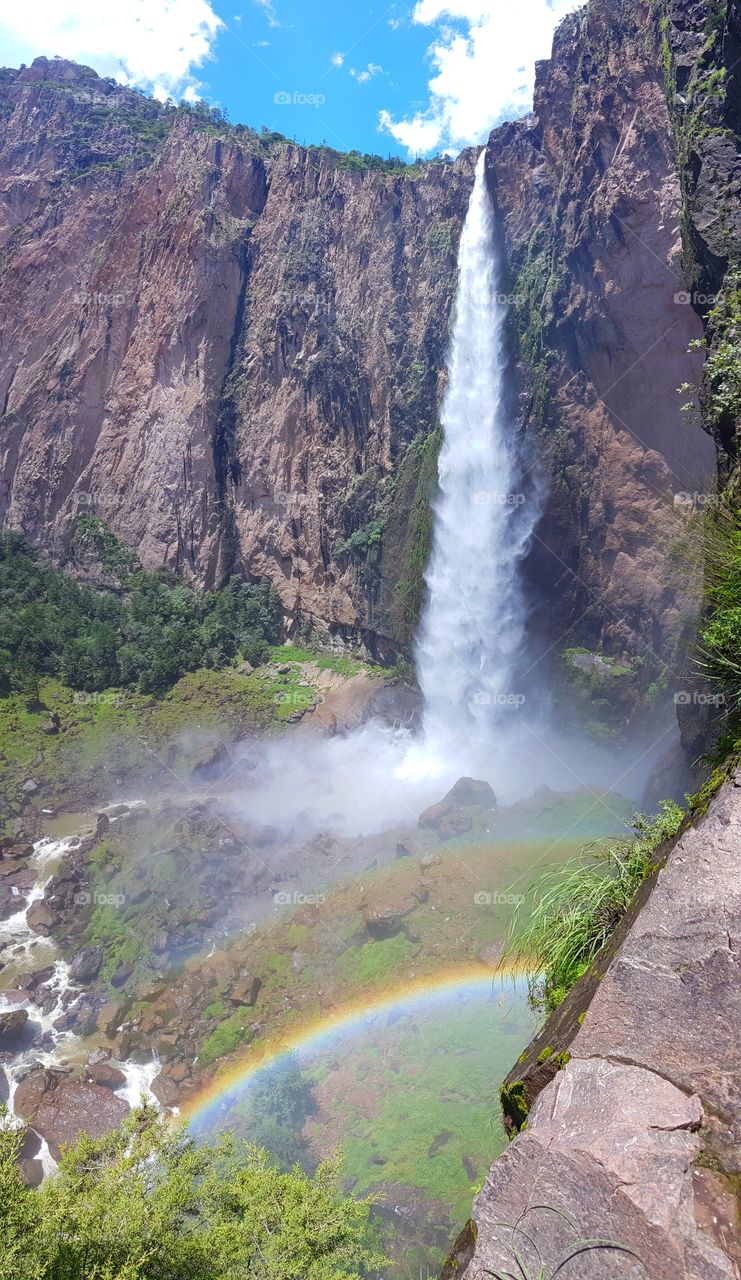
[
  {"x1": 418, "y1": 776, "x2": 497, "y2": 839},
  {"x1": 486, "y1": 0, "x2": 716, "y2": 704},
  {"x1": 0, "y1": 57, "x2": 473, "y2": 658},
  {"x1": 452, "y1": 771, "x2": 741, "y2": 1279}
]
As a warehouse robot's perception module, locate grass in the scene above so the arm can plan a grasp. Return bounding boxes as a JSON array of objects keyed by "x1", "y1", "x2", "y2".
[
  {"x1": 479, "y1": 1205, "x2": 644, "y2": 1280},
  {"x1": 337, "y1": 935, "x2": 414, "y2": 986},
  {"x1": 199, "y1": 1010, "x2": 256, "y2": 1067},
  {"x1": 268, "y1": 644, "x2": 386, "y2": 678},
  {"x1": 503, "y1": 801, "x2": 685, "y2": 1012},
  {"x1": 303, "y1": 991, "x2": 534, "y2": 1217}
]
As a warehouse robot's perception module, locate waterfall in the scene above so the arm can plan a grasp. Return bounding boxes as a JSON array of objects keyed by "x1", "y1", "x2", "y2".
[{"x1": 402, "y1": 149, "x2": 537, "y2": 780}]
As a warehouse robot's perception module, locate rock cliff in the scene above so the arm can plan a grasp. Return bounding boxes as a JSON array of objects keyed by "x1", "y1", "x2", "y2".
[
  {"x1": 446, "y1": 770, "x2": 741, "y2": 1279},
  {"x1": 0, "y1": 57, "x2": 472, "y2": 657},
  {"x1": 0, "y1": 27, "x2": 717, "y2": 679},
  {"x1": 486, "y1": 0, "x2": 716, "y2": 707}
]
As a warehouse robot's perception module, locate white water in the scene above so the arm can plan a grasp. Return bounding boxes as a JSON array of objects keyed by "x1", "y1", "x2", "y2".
[
  {"x1": 115, "y1": 1056, "x2": 161, "y2": 1109},
  {"x1": 401, "y1": 150, "x2": 537, "y2": 784},
  {"x1": 0, "y1": 831, "x2": 162, "y2": 1181}
]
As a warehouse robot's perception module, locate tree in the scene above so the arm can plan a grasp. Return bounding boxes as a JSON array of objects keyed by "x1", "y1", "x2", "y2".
[{"x1": 0, "y1": 1105, "x2": 385, "y2": 1280}]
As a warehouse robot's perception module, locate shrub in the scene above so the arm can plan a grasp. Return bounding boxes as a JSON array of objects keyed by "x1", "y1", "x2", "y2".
[
  {"x1": 503, "y1": 802, "x2": 684, "y2": 1012},
  {"x1": 0, "y1": 1105, "x2": 386, "y2": 1279}
]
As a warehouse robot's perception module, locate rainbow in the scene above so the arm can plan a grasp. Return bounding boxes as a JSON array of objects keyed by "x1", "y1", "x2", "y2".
[{"x1": 184, "y1": 961, "x2": 527, "y2": 1131}]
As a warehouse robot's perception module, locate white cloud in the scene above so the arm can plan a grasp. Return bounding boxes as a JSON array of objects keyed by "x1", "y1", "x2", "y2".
[
  {"x1": 0, "y1": 0, "x2": 223, "y2": 102},
  {"x1": 350, "y1": 62, "x2": 385, "y2": 84},
  {"x1": 330, "y1": 51, "x2": 345, "y2": 67},
  {"x1": 254, "y1": 0, "x2": 280, "y2": 28},
  {"x1": 379, "y1": 0, "x2": 577, "y2": 155}
]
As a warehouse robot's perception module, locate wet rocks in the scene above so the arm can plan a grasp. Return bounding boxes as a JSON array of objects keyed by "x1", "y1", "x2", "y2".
[
  {"x1": 151, "y1": 1061, "x2": 191, "y2": 1108},
  {"x1": 25, "y1": 899, "x2": 60, "y2": 935},
  {"x1": 24, "y1": 1078, "x2": 129, "y2": 1162},
  {"x1": 69, "y1": 946, "x2": 104, "y2": 982},
  {"x1": 418, "y1": 776, "x2": 497, "y2": 839},
  {"x1": 83, "y1": 1061, "x2": 126, "y2": 1090},
  {"x1": 96, "y1": 1000, "x2": 126, "y2": 1037},
  {"x1": 0, "y1": 1008, "x2": 29, "y2": 1046}
]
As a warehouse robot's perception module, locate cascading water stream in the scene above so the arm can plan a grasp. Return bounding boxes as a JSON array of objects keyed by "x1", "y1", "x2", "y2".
[{"x1": 401, "y1": 149, "x2": 537, "y2": 782}]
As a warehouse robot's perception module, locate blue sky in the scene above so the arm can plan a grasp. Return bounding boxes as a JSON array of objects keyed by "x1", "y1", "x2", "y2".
[{"x1": 0, "y1": 0, "x2": 576, "y2": 157}]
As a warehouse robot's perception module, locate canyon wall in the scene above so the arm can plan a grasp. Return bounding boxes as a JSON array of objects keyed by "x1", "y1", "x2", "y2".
[
  {"x1": 486, "y1": 0, "x2": 716, "y2": 717},
  {"x1": 0, "y1": 5, "x2": 720, "y2": 686},
  {"x1": 0, "y1": 58, "x2": 472, "y2": 658}
]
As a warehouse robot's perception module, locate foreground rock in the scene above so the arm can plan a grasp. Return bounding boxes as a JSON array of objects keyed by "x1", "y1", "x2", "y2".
[
  {"x1": 452, "y1": 773, "x2": 741, "y2": 1279},
  {"x1": 15, "y1": 1072, "x2": 129, "y2": 1162}
]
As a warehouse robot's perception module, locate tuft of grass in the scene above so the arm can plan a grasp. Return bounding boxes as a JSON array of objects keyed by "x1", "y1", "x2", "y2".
[
  {"x1": 503, "y1": 801, "x2": 685, "y2": 1012},
  {"x1": 482, "y1": 1204, "x2": 646, "y2": 1280}
]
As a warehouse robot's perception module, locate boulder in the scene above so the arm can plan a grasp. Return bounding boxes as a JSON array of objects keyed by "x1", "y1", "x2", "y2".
[
  {"x1": 26, "y1": 900, "x2": 60, "y2": 935},
  {"x1": 96, "y1": 1001, "x2": 125, "y2": 1037},
  {"x1": 229, "y1": 974, "x2": 262, "y2": 1007},
  {"x1": 83, "y1": 1061, "x2": 126, "y2": 1090},
  {"x1": 418, "y1": 776, "x2": 496, "y2": 837},
  {"x1": 69, "y1": 946, "x2": 104, "y2": 983},
  {"x1": 19, "y1": 1128, "x2": 43, "y2": 1188},
  {"x1": 29, "y1": 1079, "x2": 129, "y2": 1161},
  {"x1": 0, "y1": 1008, "x2": 29, "y2": 1047},
  {"x1": 363, "y1": 901, "x2": 415, "y2": 939}
]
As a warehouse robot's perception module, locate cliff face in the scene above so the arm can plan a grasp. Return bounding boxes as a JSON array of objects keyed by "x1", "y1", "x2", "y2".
[
  {"x1": 0, "y1": 58, "x2": 472, "y2": 657},
  {"x1": 0, "y1": 14, "x2": 719, "y2": 679},
  {"x1": 447, "y1": 772, "x2": 741, "y2": 1280},
  {"x1": 486, "y1": 0, "x2": 716, "y2": 703}
]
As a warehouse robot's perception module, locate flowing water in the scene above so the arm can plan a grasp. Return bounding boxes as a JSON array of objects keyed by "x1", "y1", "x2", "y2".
[{"x1": 400, "y1": 150, "x2": 537, "y2": 787}]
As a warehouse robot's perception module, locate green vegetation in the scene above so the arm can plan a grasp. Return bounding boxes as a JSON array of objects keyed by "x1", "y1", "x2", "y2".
[
  {"x1": 504, "y1": 801, "x2": 685, "y2": 1012},
  {"x1": 228, "y1": 1056, "x2": 317, "y2": 1171},
  {"x1": 0, "y1": 1106, "x2": 385, "y2": 1280},
  {"x1": 389, "y1": 427, "x2": 442, "y2": 640},
  {"x1": 305, "y1": 145, "x2": 449, "y2": 177},
  {"x1": 511, "y1": 225, "x2": 560, "y2": 428},
  {"x1": 499, "y1": 1080, "x2": 530, "y2": 1136},
  {"x1": 199, "y1": 1010, "x2": 256, "y2": 1067},
  {"x1": 680, "y1": 499, "x2": 741, "y2": 712},
  {"x1": 0, "y1": 530, "x2": 282, "y2": 698},
  {"x1": 337, "y1": 935, "x2": 413, "y2": 986},
  {"x1": 334, "y1": 520, "x2": 386, "y2": 562}
]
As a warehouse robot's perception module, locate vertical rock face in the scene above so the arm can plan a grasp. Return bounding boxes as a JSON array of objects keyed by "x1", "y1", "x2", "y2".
[
  {"x1": 450, "y1": 772, "x2": 741, "y2": 1280},
  {"x1": 0, "y1": 9, "x2": 720, "y2": 674},
  {"x1": 486, "y1": 0, "x2": 716, "y2": 685},
  {"x1": 0, "y1": 58, "x2": 473, "y2": 655}
]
